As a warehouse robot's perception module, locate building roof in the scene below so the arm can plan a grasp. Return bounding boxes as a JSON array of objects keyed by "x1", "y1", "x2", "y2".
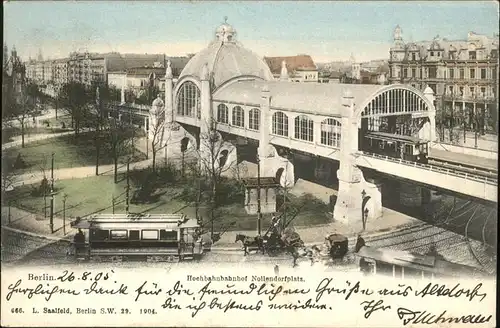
[
  {"x1": 179, "y1": 21, "x2": 274, "y2": 89},
  {"x1": 264, "y1": 55, "x2": 317, "y2": 75},
  {"x1": 125, "y1": 67, "x2": 166, "y2": 78},
  {"x1": 106, "y1": 53, "x2": 166, "y2": 72},
  {"x1": 212, "y1": 79, "x2": 381, "y2": 117},
  {"x1": 179, "y1": 40, "x2": 274, "y2": 89}
]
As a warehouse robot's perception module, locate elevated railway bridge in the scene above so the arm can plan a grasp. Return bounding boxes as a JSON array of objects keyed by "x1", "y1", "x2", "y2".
[{"x1": 104, "y1": 20, "x2": 496, "y2": 231}]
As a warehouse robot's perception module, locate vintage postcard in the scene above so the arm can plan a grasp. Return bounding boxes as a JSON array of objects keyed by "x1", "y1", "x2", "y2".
[{"x1": 1, "y1": 1, "x2": 498, "y2": 327}]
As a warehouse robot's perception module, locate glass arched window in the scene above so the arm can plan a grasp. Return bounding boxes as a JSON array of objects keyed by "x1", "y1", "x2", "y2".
[
  {"x1": 248, "y1": 108, "x2": 260, "y2": 130},
  {"x1": 294, "y1": 115, "x2": 314, "y2": 142},
  {"x1": 272, "y1": 112, "x2": 288, "y2": 137},
  {"x1": 320, "y1": 118, "x2": 341, "y2": 147},
  {"x1": 217, "y1": 104, "x2": 229, "y2": 124},
  {"x1": 176, "y1": 81, "x2": 200, "y2": 118},
  {"x1": 232, "y1": 106, "x2": 244, "y2": 127}
]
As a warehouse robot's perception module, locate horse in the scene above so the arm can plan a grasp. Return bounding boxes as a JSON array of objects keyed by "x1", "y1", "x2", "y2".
[
  {"x1": 235, "y1": 234, "x2": 265, "y2": 256},
  {"x1": 285, "y1": 243, "x2": 323, "y2": 268}
]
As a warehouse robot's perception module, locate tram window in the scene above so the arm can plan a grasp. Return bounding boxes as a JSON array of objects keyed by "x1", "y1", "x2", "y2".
[
  {"x1": 91, "y1": 229, "x2": 110, "y2": 241},
  {"x1": 142, "y1": 230, "x2": 159, "y2": 240},
  {"x1": 160, "y1": 230, "x2": 177, "y2": 241},
  {"x1": 404, "y1": 266, "x2": 422, "y2": 278},
  {"x1": 110, "y1": 230, "x2": 128, "y2": 240},
  {"x1": 376, "y1": 262, "x2": 393, "y2": 276},
  {"x1": 129, "y1": 230, "x2": 140, "y2": 241},
  {"x1": 394, "y1": 265, "x2": 403, "y2": 278}
]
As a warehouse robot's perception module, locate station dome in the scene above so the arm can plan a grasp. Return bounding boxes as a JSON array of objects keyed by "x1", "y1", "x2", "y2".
[{"x1": 178, "y1": 19, "x2": 274, "y2": 89}]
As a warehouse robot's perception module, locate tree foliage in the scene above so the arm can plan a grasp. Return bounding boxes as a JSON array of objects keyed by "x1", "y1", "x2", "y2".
[{"x1": 57, "y1": 82, "x2": 93, "y2": 136}]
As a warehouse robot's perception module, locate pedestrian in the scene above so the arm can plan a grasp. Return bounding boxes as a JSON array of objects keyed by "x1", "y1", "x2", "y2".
[{"x1": 355, "y1": 234, "x2": 366, "y2": 253}]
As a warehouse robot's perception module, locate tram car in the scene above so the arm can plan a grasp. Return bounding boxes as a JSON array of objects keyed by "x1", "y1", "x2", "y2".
[
  {"x1": 363, "y1": 131, "x2": 429, "y2": 163},
  {"x1": 356, "y1": 245, "x2": 487, "y2": 279},
  {"x1": 71, "y1": 214, "x2": 206, "y2": 262}
]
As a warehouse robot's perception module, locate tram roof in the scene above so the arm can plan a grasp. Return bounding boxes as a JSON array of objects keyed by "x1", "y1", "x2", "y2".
[
  {"x1": 357, "y1": 246, "x2": 485, "y2": 277},
  {"x1": 213, "y1": 79, "x2": 382, "y2": 117},
  {"x1": 72, "y1": 214, "x2": 199, "y2": 229},
  {"x1": 365, "y1": 131, "x2": 423, "y2": 144}
]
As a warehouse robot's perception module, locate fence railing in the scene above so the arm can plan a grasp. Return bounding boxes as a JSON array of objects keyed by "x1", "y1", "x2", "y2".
[{"x1": 359, "y1": 152, "x2": 498, "y2": 185}]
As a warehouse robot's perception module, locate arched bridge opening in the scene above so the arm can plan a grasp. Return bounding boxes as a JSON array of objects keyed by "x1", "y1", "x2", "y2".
[{"x1": 358, "y1": 87, "x2": 432, "y2": 165}]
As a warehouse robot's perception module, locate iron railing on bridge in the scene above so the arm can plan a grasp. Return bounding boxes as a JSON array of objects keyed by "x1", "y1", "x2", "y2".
[{"x1": 359, "y1": 152, "x2": 498, "y2": 185}]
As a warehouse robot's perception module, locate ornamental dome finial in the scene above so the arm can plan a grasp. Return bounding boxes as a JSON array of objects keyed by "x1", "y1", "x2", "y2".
[
  {"x1": 166, "y1": 60, "x2": 173, "y2": 79},
  {"x1": 215, "y1": 17, "x2": 237, "y2": 43}
]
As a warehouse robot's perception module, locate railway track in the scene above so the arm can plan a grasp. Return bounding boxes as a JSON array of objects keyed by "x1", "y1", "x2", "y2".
[{"x1": 428, "y1": 158, "x2": 498, "y2": 181}]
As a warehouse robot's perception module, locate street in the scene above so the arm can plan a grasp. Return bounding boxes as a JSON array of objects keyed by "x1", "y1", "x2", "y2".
[{"x1": 2, "y1": 222, "x2": 493, "y2": 273}]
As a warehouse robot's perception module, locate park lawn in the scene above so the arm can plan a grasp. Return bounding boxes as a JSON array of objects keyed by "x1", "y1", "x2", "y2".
[
  {"x1": 9, "y1": 175, "x2": 332, "y2": 231},
  {"x1": 3, "y1": 131, "x2": 147, "y2": 174},
  {"x1": 2, "y1": 117, "x2": 73, "y2": 144}
]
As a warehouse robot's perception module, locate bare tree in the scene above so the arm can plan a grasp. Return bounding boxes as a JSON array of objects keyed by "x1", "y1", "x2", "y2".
[
  {"x1": 13, "y1": 83, "x2": 39, "y2": 148},
  {"x1": 104, "y1": 117, "x2": 134, "y2": 183},
  {"x1": 197, "y1": 120, "x2": 237, "y2": 237},
  {"x1": 149, "y1": 103, "x2": 170, "y2": 173}
]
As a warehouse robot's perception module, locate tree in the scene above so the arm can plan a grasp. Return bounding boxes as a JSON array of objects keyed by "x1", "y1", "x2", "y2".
[
  {"x1": 103, "y1": 116, "x2": 134, "y2": 183},
  {"x1": 58, "y1": 82, "x2": 92, "y2": 137},
  {"x1": 89, "y1": 85, "x2": 109, "y2": 175},
  {"x1": 12, "y1": 82, "x2": 39, "y2": 148},
  {"x1": 197, "y1": 120, "x2": 237, "y2": 238},
  {"x1": 149, "y1": 101, "x2": 169, "y2": 173}
]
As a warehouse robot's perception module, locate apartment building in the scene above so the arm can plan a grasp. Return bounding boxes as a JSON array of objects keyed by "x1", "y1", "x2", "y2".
[{"x1": 389, "y1": 25, "x2": 499, "y2": 132}]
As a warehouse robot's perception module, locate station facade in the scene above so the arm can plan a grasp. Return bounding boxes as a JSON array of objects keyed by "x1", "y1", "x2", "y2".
[{"x1": 151, "y1": 21, "x2": 437, "y2": 231}]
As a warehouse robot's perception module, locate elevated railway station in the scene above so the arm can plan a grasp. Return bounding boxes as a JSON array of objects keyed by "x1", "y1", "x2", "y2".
[{"x1": 105, "y1": 20, "x2": 497, "y2": 231}]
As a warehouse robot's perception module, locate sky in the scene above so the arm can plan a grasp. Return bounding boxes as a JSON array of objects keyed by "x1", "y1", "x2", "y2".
[{"x1": 3, "y1": 1, "x2": 499, "y2": 63}]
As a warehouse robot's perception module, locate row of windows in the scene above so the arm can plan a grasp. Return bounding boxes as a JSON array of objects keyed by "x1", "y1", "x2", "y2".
[
  {"x1": 446, "y1": 85, "x2": 493, "y2": 98},
  {"x1": 272, "y1": 112, "x2": 342, "y2": 147},
  {"x1": 216, "y1": 104, "x2": 260, "y2": 130},
  {"x1": 399, "y1": 66, "x2": 495, "y2": 80},
  {"x1": 91, "y1": 229, "x2": 178, "y2": 241}
]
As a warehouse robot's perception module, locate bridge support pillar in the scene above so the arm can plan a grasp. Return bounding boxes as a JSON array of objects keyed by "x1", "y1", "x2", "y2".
[
  {"x1": 333, "y1": 90, "x2": 383, "y2": 232},
  {"x1": 334, "y1": 167, "x2": 383, "y2": 232}
]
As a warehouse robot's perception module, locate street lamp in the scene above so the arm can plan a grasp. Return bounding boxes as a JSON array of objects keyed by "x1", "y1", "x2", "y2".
[
  {"x1": 361, "y1": 189, "x2": 367, "y2": 231},
  {"x1": 256, "y1": 153, "x2": 262, "y2": 236},
  {"x1": 62, "y1": 193, "x2": 68, "y2": 235},
  {"x1": 49, "y1": 152, "x2": 55, "y2": 233}
]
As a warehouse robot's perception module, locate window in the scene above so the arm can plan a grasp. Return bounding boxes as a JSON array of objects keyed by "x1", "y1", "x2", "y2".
[
  {"x1": 411, "y1": 68, "x2": 416, "y2": 78},
  {"x1": 142, "y1": 230, "x2": 159, "y2": 240},
  {"x1": 428, "y1": 67, "x2": 437, "y2": 78},
  {"x1": 459, "y1": 87, "x2": 464, "y2": 96},
  {"x1": 403, "y1": 68, "x2": 408, "y2": 78},
  {"x1": 448, "y1": 86, "x2": 453, "y2": 94},
  {"x1": 160, "y1": 230, "x2": 177, "y2": 241},
  {"x1": 469, "y1": 87, "x2": 475, "y2": 96},
  {"x1": 430, "y1": 51, "x2": 434, "y2": 56},
  {"x1": 91, "y1": 229, "x2": 109, "y2": 241},
  {"x1": 411, "y1": 53, "x2": 416, "y2": 61},
  {"x1": 481, "y1": 87, "x2": 486, "y2": 96},
  {"x1": 176, "y1": 81, "x2": 201, "y2": 118},
  {"x1": 481, "y1": 68, "x2": 487, "y2": 79},
  {"x1": 110, "y1": 230, "x2": 128, "y2": 240},
  {"x1": 129, "y1": 230, "x2": 140, "y2": 241},
  {"x1": 272, "y1": 112, "x2": 289, "y2": 136},
  {"x1": 469, "y1": 68, "x2": 475, "y2": 79},
  {"x1": 217, "y1": 104, "x2": 229, "y2": 124},
  {"x1": 459, "y1": 69, "x2": 465, "y2": 79},
  {"x1": 294, "y1": 115, "x2": 314, "y2": 142},
  {"x1": 320, "y1": 118, "x2": 341, "y2": 147},
  {"x1": 437, "y1": 52, "x2": 441, "y2": 57},
  {"x1": 469, "y1": 51, "x2": 476, "y2": 60},
  {"x1": 448, "y1": 68, "x2": 454, "y2": 79},
  {"x1": 248, "y1": 108, "x2": 260, "y2": 130},
  {"x1": 231, "y1": 106, "x2": 244, "y2": 127}
]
